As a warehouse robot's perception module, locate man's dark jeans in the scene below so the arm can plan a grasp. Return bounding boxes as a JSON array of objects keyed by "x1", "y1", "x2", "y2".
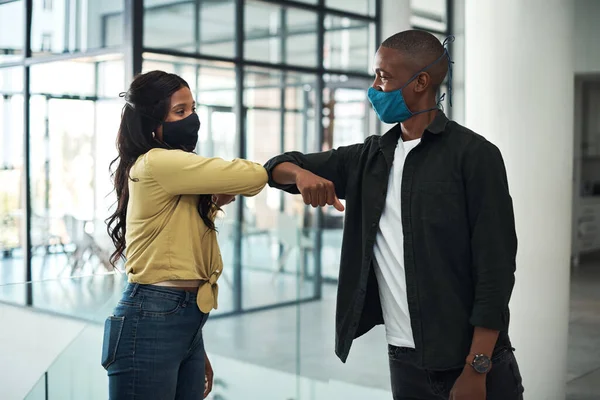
[{"x1": 389, "y1": 346, "x2": 525, "y2": 400}]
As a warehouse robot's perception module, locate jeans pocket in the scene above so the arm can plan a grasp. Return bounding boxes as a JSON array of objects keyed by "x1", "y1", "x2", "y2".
[
  {"x1": 508, "y1": 354, "x2": 525, "y2": 395},
  {"x1": 101, "y1": 316, "x2": 125, "y2": 370},
  {"x1": 492, "y1": 347, "x2": 511, "y2": 363},
  {"x1": 141, "y1": 295, "x2": 182, "y2": 317}
]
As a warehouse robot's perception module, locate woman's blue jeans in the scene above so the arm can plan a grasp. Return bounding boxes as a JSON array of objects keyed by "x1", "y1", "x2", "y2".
[{"x1": 101, "y1": 283, "x2": 209, "y2": 400}]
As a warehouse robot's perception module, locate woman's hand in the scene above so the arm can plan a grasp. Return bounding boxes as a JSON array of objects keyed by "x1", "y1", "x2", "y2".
[
  {"x1": 212, "y1": 194, "x2": 236, "y2": 207},
  {"x1": 204, "y1": 351, "x2": 213, "y2": 398}
]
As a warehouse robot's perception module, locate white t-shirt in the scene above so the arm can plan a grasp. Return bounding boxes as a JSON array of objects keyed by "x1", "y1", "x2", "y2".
[{"x1": 373, "y1": 137, "x2": 421, "y2": 348}]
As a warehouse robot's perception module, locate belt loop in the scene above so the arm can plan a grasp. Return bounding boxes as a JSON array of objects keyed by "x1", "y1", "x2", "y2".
[
  {"x1": 182, "y1": 290, "x2": 190, "y2": 307},
  {"x1": 129, "y1": 283, "x2": 139, "y2": 298}
]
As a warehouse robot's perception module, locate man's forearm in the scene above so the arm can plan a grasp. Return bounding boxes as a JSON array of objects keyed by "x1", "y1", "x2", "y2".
[
  {"x1": 271, "y1": 162, "x2": 305, "y2": 185},
  {"x1": 468, "y1": 326, "x2": 499, "y2": 360}
]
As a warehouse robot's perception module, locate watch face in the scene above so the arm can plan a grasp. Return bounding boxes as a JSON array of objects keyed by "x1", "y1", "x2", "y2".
[{"x1": 472, "y1": 354, "x2": 492, "y2": 374}]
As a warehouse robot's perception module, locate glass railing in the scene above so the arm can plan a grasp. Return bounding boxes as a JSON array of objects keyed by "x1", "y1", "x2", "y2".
[
  {"x1": 21, "y1": 321, "x2": 392, "y2": 400},
  {"x1": 1, "y1": 219, "x2": 392, "y2": 400}
]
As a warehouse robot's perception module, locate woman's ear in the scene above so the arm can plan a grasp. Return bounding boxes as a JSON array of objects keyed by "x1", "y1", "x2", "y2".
[{"x1": 155, "y1": 124, "x2": 163, "y2": 141}]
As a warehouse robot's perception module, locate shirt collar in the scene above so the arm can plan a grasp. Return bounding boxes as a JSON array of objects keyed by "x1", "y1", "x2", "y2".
[
  {"x1": 425, "y1": 110, "x2": 449, "y2": 134},
  {"x1": 379, "y1": 111, "x2": 449, "y2": 165}
]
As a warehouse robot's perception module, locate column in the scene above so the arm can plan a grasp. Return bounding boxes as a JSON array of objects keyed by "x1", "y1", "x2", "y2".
[{"x1": 465, "y1": 1, "x2": 574, "y2": 399}]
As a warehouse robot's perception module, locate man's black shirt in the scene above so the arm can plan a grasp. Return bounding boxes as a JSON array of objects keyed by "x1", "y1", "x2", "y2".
[{"x1": 264, "y1": 111, "x2": 517, "y2": 370}]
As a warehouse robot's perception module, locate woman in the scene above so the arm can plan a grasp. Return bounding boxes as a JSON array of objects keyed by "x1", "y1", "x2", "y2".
[{"x1": 102, "y1": 70, "x2": 267, "y2": 399}]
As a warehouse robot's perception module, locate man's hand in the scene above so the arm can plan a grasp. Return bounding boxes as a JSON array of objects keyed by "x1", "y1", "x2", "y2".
[
  {"x1": 204, "y1": 352, "x2": 213, "y2": 399},
  {"x1": 449, "y1": 366, "x2": 486, "y2": 400},
  {"x1": 295, "y1": 170, "x2": 345, "y2": 211},
  {"x1": 212, "y1": 194, "x2": 236, "y2": 207}
]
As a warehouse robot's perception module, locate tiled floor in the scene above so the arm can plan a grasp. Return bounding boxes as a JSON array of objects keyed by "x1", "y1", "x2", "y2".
[{"x1": 566, "y1": 255, "x2": 600, "y2": 399}]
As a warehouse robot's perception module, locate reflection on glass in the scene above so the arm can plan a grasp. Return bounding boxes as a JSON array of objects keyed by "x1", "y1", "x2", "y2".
[
  {"x1": 321, "y1": 77, "x2": 374, "y2": 280},
  {"x1": 324, "y1": 15, "x2": 375, "y2": 73},
  {"x1": 245, "y1": 1, "x2": 318, "y2": 67},
  {"x1": 28, "y1": 58, "x2": 123, "y2": 282},
  {"x1": 31, "y1": 0, "x2": 124, "y2": 56},
  {"x1": 326, "y1": 0, "x2": 376, "y2": 16},
  {"x1": 0, "y1": 0, "x2": 24, "y2": 64},
  {"x1": 243, "y1": 68, "x2": 318, "y2": 309}
]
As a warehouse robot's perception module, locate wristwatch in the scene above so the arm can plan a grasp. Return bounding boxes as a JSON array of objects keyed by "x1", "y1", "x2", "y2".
[{"x1": 467, "y1": 353, "x2": 492, "y2": 374}]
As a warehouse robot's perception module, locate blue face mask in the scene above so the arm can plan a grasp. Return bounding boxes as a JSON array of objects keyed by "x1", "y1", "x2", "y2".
[{"x1": 368, "y1": 37, "x2": 454, "y2": 124}]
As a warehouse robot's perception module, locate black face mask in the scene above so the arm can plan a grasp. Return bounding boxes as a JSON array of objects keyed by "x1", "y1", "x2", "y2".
[{"x1": 162, "y1": 112, "x2": 200, "y2": 152}]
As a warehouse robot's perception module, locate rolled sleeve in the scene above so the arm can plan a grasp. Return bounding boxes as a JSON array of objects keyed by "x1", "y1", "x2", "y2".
[
  {"x1": 263, "y1": 153, "x2": 303, "y2": 194},
  {"x1": 263, "y1": 143, "x2": 366, "y2": 200},
  {"x1": 464, "y1": 140, "x2": 518, "y2": 332}
]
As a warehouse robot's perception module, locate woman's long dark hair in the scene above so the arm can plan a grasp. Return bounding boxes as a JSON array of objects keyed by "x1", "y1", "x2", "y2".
[{"x1": 106, "y1": 70, "x2": 216, "y2": 267}]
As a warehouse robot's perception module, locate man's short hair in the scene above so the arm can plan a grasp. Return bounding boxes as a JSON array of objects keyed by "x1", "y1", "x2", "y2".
[{"x1": 382, "y1": 30, "x2": 448, "y2": 88}]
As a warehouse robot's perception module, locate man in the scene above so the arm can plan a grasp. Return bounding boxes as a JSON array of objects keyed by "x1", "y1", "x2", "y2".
[{"x1": 264, "y1": 30, "x2": 524, "y2": 400}]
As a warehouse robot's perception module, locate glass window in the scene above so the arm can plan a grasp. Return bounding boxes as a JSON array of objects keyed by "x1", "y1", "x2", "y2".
[
  {"x1": 31, "y1": 54, "x2": 122, "y2": 97},
  {"x1": 326, "y1": 0, "x2": 376, "y2": 17},
  {"x1": 144, "y1": 1, "x2": 195, "y2": 53},
  {"x1": 324, "y1": 15, "x2": 375, "y2": 73},
  {"x1": 28, "y1": 57, "x2": 124, "y2": 281},
  {"x1": 144, "y1": 0, "x2": 236, "y2": 59},
  {"x1": 143, "y1": 55, "x2": 239, "y2": 314},
  {"x1": 198, "y1": 0, "x2": 236, "y2": 58},
  {"x1": 142, "y1": 54, "x2": 237, "y2": 157},
  {"x1": 243, "y1": 67, "x2": 318, "y2": 309},
  {"x1": 31, "y1": 0, "x2": 124, "y2": 56},
  {"x1": 0, "y1": 67, "x2": 25, "y2": 284},
  {"x1": 321, "y1": 76, "x2": 374, "y2": 280},
  {"x1": 97, "y1": 59, "x2": 125, "y2": 98},
  {"x1": 410, "y1": 0, "x2": 448, "y2": 32},
  {"x1": 245, "y1": 1, "x2": 318, "y2": 67},
  {"x1": 0, "y1": 0, "x2": 24, "y2": 64},
  {"x1": 0, "y1": 66, "x2": 24, "y2": 93}
]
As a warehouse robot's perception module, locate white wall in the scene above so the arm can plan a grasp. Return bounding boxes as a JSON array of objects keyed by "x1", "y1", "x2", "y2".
[
  {"x1": 0, "y1": 304, "x2": 86, "y2": 400},
  {"x1": 465, "y1": 1, "x2": 574, "y2": 399},
  {"x1": 575, "y1": 0, "x2": 600, "y2": 74}
]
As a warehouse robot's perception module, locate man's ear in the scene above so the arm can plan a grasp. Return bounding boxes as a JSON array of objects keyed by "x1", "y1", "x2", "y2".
[{"x1": 413, "y1": 72, "x2": 431, "y2": 93}]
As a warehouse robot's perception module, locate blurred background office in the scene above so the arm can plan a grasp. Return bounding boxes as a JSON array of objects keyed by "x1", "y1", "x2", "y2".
[{"x1": 0, "y1": 0, "x2": 598, "y2": 399}]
